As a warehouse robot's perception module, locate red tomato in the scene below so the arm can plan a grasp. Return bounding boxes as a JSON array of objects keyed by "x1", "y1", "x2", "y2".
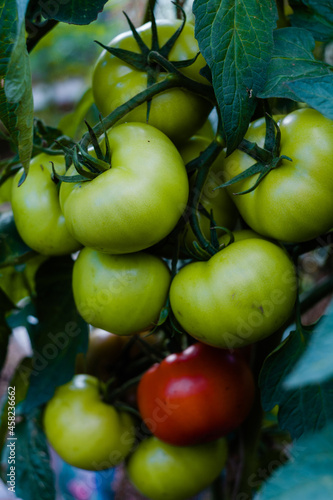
[{"x1": 137, "y1": 342, "x2": 255, "y2": 446}]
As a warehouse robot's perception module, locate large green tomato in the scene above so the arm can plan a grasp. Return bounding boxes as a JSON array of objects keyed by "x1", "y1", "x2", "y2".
[
  {"x1": 11, "y1": 154, "x2": 81, "y2": 255},
  {"x1": 59, "y1": 123, "x2": 189, "y2": 254},
  {"x1": 72, "y1": 247, "x2": 170, "y2": 335},
  {"x1": 43, "y1": 374, "x2": 135, "y2": 470},
  {"x1": 92, "y1": 20, "x2": 211, "y2": 144},
  {"x1": 127, "y1": 436, "x2": 227, "y2": 500},
  {"x1": 170, "y1": 237, "x2": 297, "y2": 348},
  {"x1": 223, "y1": 108, "x2": 333, "y2": 242},
  {"x1": 179, "y1": 135, "x2": 238, "y2": 250}
]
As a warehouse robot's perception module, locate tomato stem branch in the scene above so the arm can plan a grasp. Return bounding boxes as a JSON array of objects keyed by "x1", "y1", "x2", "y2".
[
  {"x1": 300, "y1": 275, "x2": 333, "y2": 314},
  {"x1": 80, "y1": 75, "x2": 214, "y2": 151},
  {"x1": 187, "y1": 139, "x2": 224, "y2": 257},
  {"x1": 229, "y1": 330, "x2": 283, "y2": 499}
]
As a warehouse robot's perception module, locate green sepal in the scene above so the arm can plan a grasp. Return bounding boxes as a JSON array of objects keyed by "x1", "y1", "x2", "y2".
[
  {"x1": 84, "y1": 120, "x2": 104, "y2": 161},
  {"x1": 192, "y1": 241, "x2": 214, "y2": 260},
  {"x1": 95, "y1": 42, "x2": 147, "y2": 70},
  {"x1": 216, "y1": 227, "x2": 235, "y2": 250},
  {"x1": 72, "y1": 148, "x2": 100, "y2": 180},
  {"x1": 76, "y1": 144, "x2": 110, "y2": 173},
  {"x1": 123, "y1": 11, "x2": 150, "y2": 54},
  {"x1": 159, "y1": 4, "x2": 186, "y2": 58},
  {"x1": 51, "y1": 162, "x2": 88, "y2": 184}
]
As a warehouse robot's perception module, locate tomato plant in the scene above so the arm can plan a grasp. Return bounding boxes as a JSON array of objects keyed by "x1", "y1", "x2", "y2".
[
  {"x1": 127, "y1": 435, "x2": 228, "y2": 500},
  {"x1": 137, "y1": 342, "x2": 255, "y2": 445},
  {"x1": 179, "y1": 134, "x2": 238, "y2": 250},
  {"x1": 1, "y1": 1, "x2": 333, "y2": 500}
]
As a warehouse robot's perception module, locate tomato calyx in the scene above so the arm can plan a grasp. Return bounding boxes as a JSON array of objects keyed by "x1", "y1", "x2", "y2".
[
  {"x1": 95, "y1": 6, "x2": 202, "y2": 122},
  {"x1": 52, "y1": 119, "x2": 112, "y2": 183},
  {"x1": 95, "y1": 6, "x2": 198, "y2": 79},
  {"x1": 217, "y1": 113, "x2": 292, "y2": 195}
]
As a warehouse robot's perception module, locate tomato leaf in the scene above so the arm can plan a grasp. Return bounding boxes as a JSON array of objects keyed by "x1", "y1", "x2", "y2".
[
  {"x1": 254, "y1": 422, "x2": 333, "y2": 500},
  {"x1": 26, "y1": 0, "x2": 108, "y2": 24},
  {"x1": 259, "y1": 325, "x2": 333, "y2": 439},
  {"x1": 0, "y1": 0, "x2": 34, "y2": 177},
  {"x1": 289, "y1": 0, "x2": 333, "y2": 42},
  {"x1": 21, "y1": 256, "x2": 89, "y2": 414},
  {"x1": 287, "y1": 74, "x2": 333, "y2": 120},
  {"x1": 193, "y1": 0, "x2": 278, "y2": 154},
  {"x1": 0, "y1": 212, "x2": 36, "y2": 268},
  {"x1": 284, "y1": 301, "x2": 333, "y2": 388},
  {"x1": 258, "y1": 28, "x2": 332, "y2": 100},
  {"x1": 4, "y1": 409, "x2": 56, "y2": 500}
]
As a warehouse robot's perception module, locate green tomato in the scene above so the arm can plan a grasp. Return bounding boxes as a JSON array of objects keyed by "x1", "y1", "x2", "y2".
[
  {"x1": 11, "y1": 154, "x2": 81, "y2": 256},
  {"x1": 59, "y1": 123, "x2": 189, "y2": 254},
  {"x1": 0, "y1": 176, "x2": 14, "y2": 204},
  {"x1": 223, "y1": 108, "x2": 333, "y2": 242},
  {"x1": 72, "y1": 247, "x2": 170, "y2": 335},
  {"x1": 179, "y1": 135, "x2": 238, "y2": 250},
  {"x1": 92, "y1": 20, "x2": 211, "y2": 144},
  {"x1": 43, "y1": 374, "x2": 135, "y2": 470},
  {"x1": 127, "y1": 436, "x2": 227, "y2": 500},
  {"x1": 170, "y1": 238, "x2": 297, "y2": 348}
]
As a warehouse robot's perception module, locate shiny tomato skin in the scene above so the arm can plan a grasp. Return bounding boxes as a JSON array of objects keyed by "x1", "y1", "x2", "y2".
[
  {"x1": 137, "y1": 342, "x2": 255, "y2": 446},
  {"x1": 223, "y1": 108, "x2": 333, "y2": 242},
  {"x1": 92, "y1": 20, "x2": 211, "y2": 144},
  {"x1": 127, "y1": 435, "x2": 228, "y2": 500}
]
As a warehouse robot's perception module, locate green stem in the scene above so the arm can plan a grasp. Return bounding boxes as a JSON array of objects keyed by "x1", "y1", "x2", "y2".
[
  {"x1": 80, "y1": 73, "x2": 214, "y2": 151},
  {"x1": 143, "y1": 0, "x2": 157, "y2": 24},
  {"x1": 230, "y1": 329, "x2": 283, "y2": 499},
  {"x1": 114, "y1": 403, "x2": 142, "y2": 420},
  {"x1": 187, "y1": 140, "x2": 223, "y2": 257},
  {"x1": 300, "y1": 276, "x2": 333, "y2": 315},
  {"x1": 107, "y1": 374, "x2": 142, "y2": 403}
]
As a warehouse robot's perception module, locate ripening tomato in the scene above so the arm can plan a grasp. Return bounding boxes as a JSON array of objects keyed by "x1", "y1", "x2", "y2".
[
  {"x1": 92, "y1": 20, "x2": 211, "y2": 144},
  {"x1": 43, "y1": 375, "x2": 136, "y2": 470},
  {"x1": 72, "y1": 247, "x2": 171, "y2": 336},
  {"x1": 223, "y1": 108, "x2": 333, "y2": 242},
  {"x1": 127, "y1": 436, "x2": 227, "y2": 500},
  {"x1": 11, "y1": 154, "x2": 81, "y2": 256},
  {"x1": 170, "y1": 237, "x2": 297, "y2": 348},
  {"x1": 137, "y1": 342, "x2": 255, "y2": 446},
  {"x1": 59, "y1": 123, "x2": 189, "y2": 254}
]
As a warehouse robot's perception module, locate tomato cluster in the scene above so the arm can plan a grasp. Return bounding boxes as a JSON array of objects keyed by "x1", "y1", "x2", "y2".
[{"x1": 3, "y1": 11, "x2": 333, "y2": 500}]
